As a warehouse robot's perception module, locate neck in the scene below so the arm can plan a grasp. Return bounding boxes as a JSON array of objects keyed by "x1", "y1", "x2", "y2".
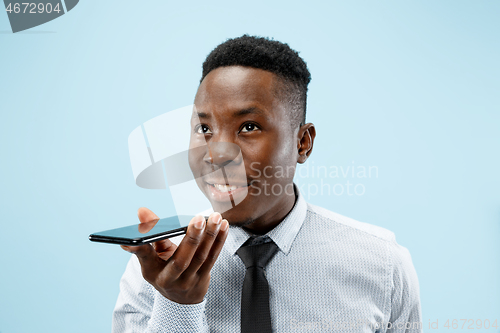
[{"x1": 242, "y1": 188, "x2": 298, "y2": 235}]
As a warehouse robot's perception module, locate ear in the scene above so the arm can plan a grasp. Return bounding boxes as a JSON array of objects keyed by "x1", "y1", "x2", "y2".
[{"x1": 296, "y1": 123, "x2": 316, "y2": 164}]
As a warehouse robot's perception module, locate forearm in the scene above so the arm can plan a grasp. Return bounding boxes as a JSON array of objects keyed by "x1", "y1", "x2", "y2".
[
  {"x1": 112, "y1": 257, "x2": 210, "y2": 333},
  {"x1": 145, "y1": 292, "x2": 209, "y2": 333}
]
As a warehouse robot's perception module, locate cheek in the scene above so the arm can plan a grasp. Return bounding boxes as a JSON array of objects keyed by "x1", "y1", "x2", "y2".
[
  {"x1": 268, "y1": 135, "x2": 296, "y2": 166},
  {"x1": 188, "y1": 146, "x2": 205, "y2": 177},
  {"x1": 244, "y1": 137, "x2": 296, "y2": 182}
]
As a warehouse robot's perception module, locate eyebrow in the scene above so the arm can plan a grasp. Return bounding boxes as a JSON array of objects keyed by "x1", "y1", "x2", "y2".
[
  {"x1": 195, "y1": 107, "x2": 267, "y2": 119},
  {"x1": 196, "y1": 111, "x2": 210, "y2": 119},
  {"x1": 233, "y1": 107, "x2": 266, "y2": 118}
]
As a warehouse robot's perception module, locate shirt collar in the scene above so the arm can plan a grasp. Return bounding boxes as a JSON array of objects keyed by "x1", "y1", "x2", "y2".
[{"x1": 224, "y1": 183, "x2": 307, "y2": 256}]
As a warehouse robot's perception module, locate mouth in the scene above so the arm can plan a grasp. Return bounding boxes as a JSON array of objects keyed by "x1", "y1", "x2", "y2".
[
  {"x1": 206, "y1": 182, "x2": 249, "y2": 192},
  {"x1": 204, "y1": 181, "x2": 250, "y2": 204}
]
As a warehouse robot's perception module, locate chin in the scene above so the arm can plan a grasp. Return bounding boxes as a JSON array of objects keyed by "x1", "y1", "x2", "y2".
[
  {"x1": 198, "y1": 181, "x2": 263, "y2": 226},
  {"x1": 217, "y1": 205, "x2": 256, "y2": 227}
]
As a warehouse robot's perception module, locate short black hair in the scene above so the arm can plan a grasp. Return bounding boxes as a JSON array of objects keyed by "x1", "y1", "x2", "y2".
[{"x1": 201, "y1": 35, "x2": 311, "y2": 128}]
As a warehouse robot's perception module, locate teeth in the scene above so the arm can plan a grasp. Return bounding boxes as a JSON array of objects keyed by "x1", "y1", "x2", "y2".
[{"x1": 213, "y1": 184, "x2": 238, "y2": 192}]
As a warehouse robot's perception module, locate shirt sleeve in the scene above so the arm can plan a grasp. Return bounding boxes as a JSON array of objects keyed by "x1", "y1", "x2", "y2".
[
  {"x1": 112, "y1": 255, "x2": 210, "y2": 333},
  {"x1": 386, "y1": 242, "x2": 422, "y2": 333}
]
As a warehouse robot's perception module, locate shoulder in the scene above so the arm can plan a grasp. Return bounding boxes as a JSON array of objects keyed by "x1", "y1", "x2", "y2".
[
  {"x1": 304, "y1": 202, "x2": 417, "y2": 271},
  {"x1": 306, "y1": 202, "x2": 396, "y2": 243},
  {"x1": 304, "y1": 202, "x2": 420, "y2": 295}
]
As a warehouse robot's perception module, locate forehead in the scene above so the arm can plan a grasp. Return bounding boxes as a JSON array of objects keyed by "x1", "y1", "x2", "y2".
[{"x1": 194, "y1": 66, "x2": 283, "y2": 112}]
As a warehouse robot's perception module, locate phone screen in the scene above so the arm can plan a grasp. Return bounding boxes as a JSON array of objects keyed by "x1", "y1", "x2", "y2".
[{"x1": 89, "y1": 215, "x2": 196, "y2": 245}]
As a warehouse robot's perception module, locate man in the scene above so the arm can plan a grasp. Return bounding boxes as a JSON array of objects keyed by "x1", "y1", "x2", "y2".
[{"x1": 113, "y1": 35, "x2": 422, "y2": 332}]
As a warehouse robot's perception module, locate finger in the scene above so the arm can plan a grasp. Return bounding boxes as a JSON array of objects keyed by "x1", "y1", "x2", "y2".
[
  {"x1": 121, "y1": 243, "x2": 165, "y2": 284},
  {"x1": 197, "y1": 219, "x2": 229, "y2": 277},
  {"x1": 153, "y1": 238, "x2": 175, "y2": 253},
  {"x1": 153, "y1": 238, "x2": 178, "y2": 261},
  {"x1": 137, "y1": 207, "x2": 160, "y2": 224},
  {"x1": 165, "y1": 215, "x2": 206, "y2": 278},
  {"x1": 181, "y1": 212, "x2": 223, "y2": 277}
]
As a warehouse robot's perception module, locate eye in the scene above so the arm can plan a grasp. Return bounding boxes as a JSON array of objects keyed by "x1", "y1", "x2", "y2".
[
  {"x1": 195, "y1": 124, "x2": 212, "y2": 134},
  {"x1": 240, "y1": 123, "x2": 259, "y2": 133}
]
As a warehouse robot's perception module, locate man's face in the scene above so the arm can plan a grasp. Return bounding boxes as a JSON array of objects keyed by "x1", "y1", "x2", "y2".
[{"x1": 189, "y1": 66, "x2": 299, "y2": 230}]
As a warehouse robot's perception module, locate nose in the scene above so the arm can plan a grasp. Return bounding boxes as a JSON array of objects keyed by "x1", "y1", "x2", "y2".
[{"x1": 203, "y1": 142, "x2": 242, "y2": 167}]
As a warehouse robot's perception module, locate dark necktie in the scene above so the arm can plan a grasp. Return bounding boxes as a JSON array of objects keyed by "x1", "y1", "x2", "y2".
[{"x1": 236, "y1": 237, "x2": 279, "y2": 333}]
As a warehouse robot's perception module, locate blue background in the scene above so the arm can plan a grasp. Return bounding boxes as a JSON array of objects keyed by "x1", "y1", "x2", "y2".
[{"x1": 1, "y1": 1, "x2": 499, "y2": 332}]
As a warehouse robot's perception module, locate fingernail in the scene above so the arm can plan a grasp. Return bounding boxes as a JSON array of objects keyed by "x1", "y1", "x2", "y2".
[
  {"x1": 194, "y1": 216, "x2": 205, "y2": 230},
  {"x1": 220, "y1": 219, "x2": 229, "y2": 231},
  {"x1": 212, "y1": 212, "x2": 222, "y2": 225}
]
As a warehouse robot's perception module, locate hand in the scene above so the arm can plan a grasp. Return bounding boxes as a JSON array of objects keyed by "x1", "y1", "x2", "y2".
[{"x1": 121, "y1": 207, "x2": 229, "y2": 304}]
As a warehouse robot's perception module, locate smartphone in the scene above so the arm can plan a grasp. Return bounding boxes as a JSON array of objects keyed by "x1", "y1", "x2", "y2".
[{"x1": 89, "y1": 215, "x2": 205, "y2": 246}]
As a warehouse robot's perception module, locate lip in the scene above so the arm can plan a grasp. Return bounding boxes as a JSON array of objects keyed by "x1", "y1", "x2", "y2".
[
  {"x1": 204, "y1": 181, "x2": 249, "y2": 204},
  {"x1": 203, "y1": 179, "x2": 249, "y2": 187}
]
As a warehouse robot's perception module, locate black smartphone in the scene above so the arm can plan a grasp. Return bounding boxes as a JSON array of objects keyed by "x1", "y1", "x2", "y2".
[{"x1": 89, "y1": 215, "x2": 205, "y2": 246}]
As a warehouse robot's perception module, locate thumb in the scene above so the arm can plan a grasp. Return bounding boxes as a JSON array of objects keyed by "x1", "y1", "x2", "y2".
[{"x1": 121, "y1": 244, "x2": 165, "y2": 282}]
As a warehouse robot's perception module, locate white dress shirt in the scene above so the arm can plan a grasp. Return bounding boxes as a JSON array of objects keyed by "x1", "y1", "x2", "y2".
[{"x1": 112, "y1": 185, "x2": 422, "y2": 332}]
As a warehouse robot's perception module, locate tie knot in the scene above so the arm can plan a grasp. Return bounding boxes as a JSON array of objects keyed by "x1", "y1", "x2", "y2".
[{"x1": 236, "y1": 238, "x2": 279, "y2": 269}]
